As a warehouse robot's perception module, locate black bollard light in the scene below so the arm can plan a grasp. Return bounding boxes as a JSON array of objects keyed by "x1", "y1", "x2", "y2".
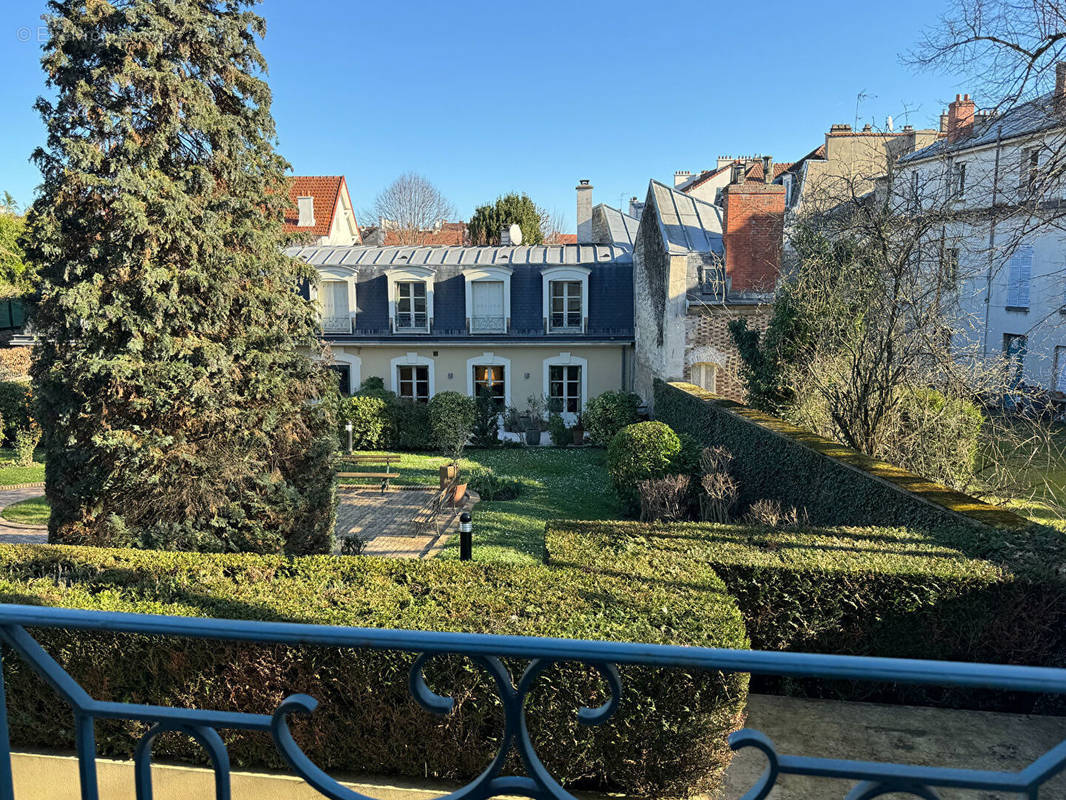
[
  {"x1": 345, "y1": 421, "x2": 353, "y2": 453},
  {"x1": 459, "y1": 512, "x2": 472, "y2": 561}
]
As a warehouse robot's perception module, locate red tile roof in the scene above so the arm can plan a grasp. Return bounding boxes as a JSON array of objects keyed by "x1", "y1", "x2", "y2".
[
  {"x1": 384, "y1": 222, "x2": 468, "y2": 246},
  {"x1": 283, "y1": 176, "x2": 347, "y2": 237},
  {"x1": 682, "y1": 160, "x2": 794, "y2": 193},
  {"x1": 546, "y1": 233, "x2": 578, "y2": 244}
]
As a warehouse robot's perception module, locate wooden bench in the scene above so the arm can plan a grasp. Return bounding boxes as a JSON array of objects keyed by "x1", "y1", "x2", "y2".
[
  {"x1": 338, "y1": 454, "x2": 401, "y2": 493},
  {"x1": 413, "y1": 477, "x2": 457, "y2": 536}
]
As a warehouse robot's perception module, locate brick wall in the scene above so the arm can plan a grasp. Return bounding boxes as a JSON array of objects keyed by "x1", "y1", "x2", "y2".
[
  {"x1": 684, "y1": 303, "x2": 770, "y2": 401},
  {"x1": 722, "y1": 184, "x2": 785, "y2": 293}
]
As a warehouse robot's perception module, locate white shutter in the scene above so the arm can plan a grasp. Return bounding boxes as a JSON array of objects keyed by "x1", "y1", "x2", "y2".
[
  {"x1": 320, "y1": 281, "x2": 337, "y2": 318},
  {"x1": 331, "y1": 282, "x2": 349, "y2": 317},
  {"x1": 1006, "y1": 245, "x2": 1033, "y2": 308},
  {"x1": 471, "y1": 281, "x2": 504, "y2": 331}
]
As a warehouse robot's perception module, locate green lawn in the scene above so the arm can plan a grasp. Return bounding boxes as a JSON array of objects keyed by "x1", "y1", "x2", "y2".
[
  {"x1": 0, "y1": 496, "x2": 49, "y2": 526},
  {"x1": 992, "y1": 424, "x2": 1066, "y2": 532},
  {"x1": 0, "y1": 448, "x2": 45, "y2": 487},
  {"x1": 341, "y1": 447, "x2": 623, "y2": 564}
]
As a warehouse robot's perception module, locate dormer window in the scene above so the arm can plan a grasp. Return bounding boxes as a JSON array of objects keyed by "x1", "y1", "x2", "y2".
[
  {"x1": 387, "y1": 266, "x2": 435, "y2": 333},
  {"x1": 541, "y1": 266, "x2": 590, "y2": 334},
  {"x1": 462, "y1": 267, "x2": 512, "y2": 334},
  {"x1": 396, "y1": 282, "x2": 428, "y2": 330},
  {"x1": 297, "y1": 196, "x2": 315, "y2": 227},
  {"x1": 314, "y1": 266, "x2": 356, "y2": 335}
]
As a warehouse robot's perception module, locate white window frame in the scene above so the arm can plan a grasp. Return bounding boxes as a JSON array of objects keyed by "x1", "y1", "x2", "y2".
[
  {"x1": 462, "y1": 267, "x2": 512, "y2": 334},
  {"x1": 327, "y1": 350, "x2": 362, "y2": 395},
  {"x1": 542, "y1": 266, "x2": 590, "y2": 334},
  {"x1": 390, "y1": 352, "x2": 435, "y2": 401},
  {"x1": 387, "y1": 266, "x2": 435, "y2": 333},
  {"x1": 542, "y1": 352, "x2": 588, "y2": 423},
  {"x1": 467, "y1": 352, "x2": 512, "y2": 408},
  {"x1": 312, "y1": 266, "x2": 357, "y2": 335},
  {"x1": 690, "y1": 362, "x2": 719, "y2": 394}
]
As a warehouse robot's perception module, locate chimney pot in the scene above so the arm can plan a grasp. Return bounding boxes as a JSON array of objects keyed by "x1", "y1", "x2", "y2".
[
  {"x1": 576, "y1": 179, "x2": 593, "y2": 243},
  {"x1": 762, "y1": 155, "x2": 773, "y2": 184},
  {"x1": 946, "y1": 93, "x2": 976, "y2": 143}
]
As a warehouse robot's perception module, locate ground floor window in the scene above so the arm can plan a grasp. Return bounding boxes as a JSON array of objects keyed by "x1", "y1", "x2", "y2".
[
  {"x1": 690, "y1": 362, "x2": 718, "y2": 394},
  {"x1": 473, "y1": 365, "x2": 506, "y2": 408},
  {"x1": 549, "y1": 365, "x2": 581, "y2": 412},
  {"x1": 397, "y1": 365, "x2": 430, "y2": 402},
  {"x1": 328, "y1": 364, "x2": 352, "y2": 396}
]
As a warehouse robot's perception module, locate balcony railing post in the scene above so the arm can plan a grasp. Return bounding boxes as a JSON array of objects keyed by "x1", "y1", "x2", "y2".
[
  {"x1": 0, "y1": 648, "x2": 13, "y2": 800},
  {"x1": 74, "y1": 711, "x2": 100, "y2": 800}
]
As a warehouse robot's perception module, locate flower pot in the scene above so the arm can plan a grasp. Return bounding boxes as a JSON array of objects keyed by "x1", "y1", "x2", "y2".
[
  {"x1": 525, "y1": 428, "x2": 540, "y2": 446},
  {"x1": 453, "y1": 483, "x2": 468, "y2": 505},
  {"x1": 572, "y1": 427, "x2": 585, "y2": 445},
  {"x1": 440, "y1": 463, "x2": 458, "y2": 488}
]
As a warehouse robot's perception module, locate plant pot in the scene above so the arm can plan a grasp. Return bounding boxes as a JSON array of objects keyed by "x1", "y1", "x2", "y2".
[
  {"x1": 440, "y1": 463, "x2": 458, "y2": 487},
  {"x1": 572, "y1": 427, "x2": 585, "y2": 445},
  {"x1": 453, "y1": 483, "x2": 468, "y2": 505},
  {"x1": 525, "y1": 428, "x2": 541, "y2": 446}
]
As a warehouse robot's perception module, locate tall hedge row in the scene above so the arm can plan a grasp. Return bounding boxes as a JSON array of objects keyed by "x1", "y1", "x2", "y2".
[
  {"x1": 547, "y1": 519, "x2": 1066, "y2": 710},
  {"x1": 0, "y1": 544, "x2": 747, "y2": 798},
  {"x1": 653, "y1": 380, "x2": 1030, "y2": 533}
]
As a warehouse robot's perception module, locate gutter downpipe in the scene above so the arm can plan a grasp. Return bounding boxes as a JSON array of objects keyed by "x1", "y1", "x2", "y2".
[{"x1": 982, "y1": 128, "x2": 1002, "y2": 359}]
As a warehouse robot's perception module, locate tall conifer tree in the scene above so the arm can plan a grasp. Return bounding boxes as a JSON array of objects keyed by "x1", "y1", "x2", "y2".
[{"x1": 24, "y1": 0, "x2": 337, "y2": 553}]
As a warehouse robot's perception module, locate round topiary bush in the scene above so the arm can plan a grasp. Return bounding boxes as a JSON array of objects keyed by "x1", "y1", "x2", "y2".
[
  {"x1": 607, "y1": 421, "x2": 682, "y2": 513},
  {"x1": 583, "y1": 391, "x2": 641, "y2": 447},
  {"x1": 339, "y1": 395, "x2": 388, "y2": 450}
]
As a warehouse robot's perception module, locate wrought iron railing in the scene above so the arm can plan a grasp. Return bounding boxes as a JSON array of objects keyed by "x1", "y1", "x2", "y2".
[
  {"x1": 321, "y1": 316, "x2": 353, "y2": 334},
  {"x1": 0, "y1": 603, "x2": 1064, "y2": 800},
  {"x1": 470, "y1": 316, "x2": 506, "y2": 333}
]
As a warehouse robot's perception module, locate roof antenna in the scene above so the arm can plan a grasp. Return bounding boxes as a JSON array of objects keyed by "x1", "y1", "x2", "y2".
[{"x1": 854, "y1": 90, "x2": 874, "y2": 129}]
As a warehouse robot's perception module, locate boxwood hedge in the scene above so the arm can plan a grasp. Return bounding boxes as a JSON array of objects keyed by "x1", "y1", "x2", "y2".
[
  {"x1": 0, "y1": 543, "x2": 747, "y2": 798},
  {"x1": 547, "y1": 519, "x2": 1066, "y2": 710},
  {"x1": 654, "y1": 380, "x2": 1031, "y2": 533}
]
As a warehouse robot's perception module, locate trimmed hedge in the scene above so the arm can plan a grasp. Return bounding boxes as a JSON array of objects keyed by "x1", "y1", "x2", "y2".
[
  {"x1": 0, "y1": 544, "x2": 747, "y2": 797},
  {"x1": 655, "y1": 380, "x2": 1030, "y2": 533},
  {"x1": 547, "y1": 519, "x2": 1066, "y2": 709}
]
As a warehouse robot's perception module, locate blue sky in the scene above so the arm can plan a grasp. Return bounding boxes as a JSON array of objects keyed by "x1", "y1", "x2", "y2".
[{"x1": 1, "y1": 0, "x2": 971, "y2": 230}]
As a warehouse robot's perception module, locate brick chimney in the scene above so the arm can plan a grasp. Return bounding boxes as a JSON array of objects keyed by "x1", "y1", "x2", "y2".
[
  {"x1": 946, "y1": 94, "x2": 975, "y2": 144},
  {"x1": 761, "y1": 155, "x2": 773, "y2": 184},
  {"x1": 1056, "y1": 62, "x2": 1066, "y2": 101},
  {"x1": 576, "y1": 179, "x2": 593, "y2": 243},
  {"x1": 722, "y1": 183, "x2": 786, "y2": 294}
]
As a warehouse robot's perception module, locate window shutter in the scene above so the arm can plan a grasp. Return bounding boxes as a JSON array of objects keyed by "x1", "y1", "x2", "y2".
[{"x1": 1006, "y1": 245, "x2": 1033, "y2": 308}]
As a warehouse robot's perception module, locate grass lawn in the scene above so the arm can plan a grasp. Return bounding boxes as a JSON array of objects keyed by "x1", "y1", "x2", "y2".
[
  {"x1": 340, "y1": 447, "x2": 623, "y2": 564},
  {"x1": 0, "y1": 496, "x2": 49, "y2": 526},
  {"x1": 0, "y1": 449, "x2": 45, "y2": 487},
  {"x1": 991, "y1": 423, "x2": 1066, "y2": 532}
]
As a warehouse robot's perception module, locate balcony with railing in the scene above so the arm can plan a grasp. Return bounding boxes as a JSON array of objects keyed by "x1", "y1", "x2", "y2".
[
  {"x1": 321, "y1": 316, "x2": 353, "y2": 334},
  {"x1": 470, "y1": 316, "x2": 506, "y2": 333},
  {"x1": 1, "y1": 603, "x2": 1064, "y2": 800}
]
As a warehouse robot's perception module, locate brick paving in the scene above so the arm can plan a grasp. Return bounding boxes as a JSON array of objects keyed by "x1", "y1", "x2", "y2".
[{"x1": 334, "y1": 487, "x2": 460, "y2": 558}]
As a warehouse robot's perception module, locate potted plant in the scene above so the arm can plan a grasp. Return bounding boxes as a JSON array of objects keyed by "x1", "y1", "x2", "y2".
[
  {"x1": 572, "y1": 412, "x2": 585, "y2": 445},
  {"x1": 525, "y1": 395, "x2": 545, "y2": 446}
]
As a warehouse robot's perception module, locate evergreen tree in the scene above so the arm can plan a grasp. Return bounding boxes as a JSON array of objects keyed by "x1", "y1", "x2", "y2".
[
  {"x1": 468, "y1": 193, "x2": 544, "y2": 245},
  {"x1": 24, "y1": 0, "x2": 336, "y2": 553}
]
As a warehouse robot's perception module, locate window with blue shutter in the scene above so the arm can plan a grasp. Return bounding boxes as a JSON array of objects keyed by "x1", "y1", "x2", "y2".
[{"x1": 1006, "y1": 245, "x2": 1033, "y2": 309}]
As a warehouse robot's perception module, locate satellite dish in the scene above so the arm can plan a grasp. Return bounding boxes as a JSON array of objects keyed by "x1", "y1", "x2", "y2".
[{"x1": 508, "y1": 223, "x2": 523, "y2": 246}]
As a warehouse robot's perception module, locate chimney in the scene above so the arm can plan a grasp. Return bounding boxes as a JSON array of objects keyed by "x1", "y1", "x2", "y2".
[
  {"x1": 722, "y1": 182, "x2": 786, "y2": 295},
  {"x1": 762, "y1": 155, "x2": 773, "y2": 184},
  {"x1": 674, "y1": 170, "x2": 692, "y2": 188},
  {"x1": 297, "y1": 196, "x2": 315, "y2": 227},
  {"x1": 730, "y1": 162, "x2": 745, "y2": 185},
  {"x1": 946, "y1": 94, "x2": 975, "y2": 143},
  {"x1": 1056, "y1": 62, "x2": 1066, "y2": 100},
  {"x1": 576, "y1": 179, "x2": 593, "y2": 243}
]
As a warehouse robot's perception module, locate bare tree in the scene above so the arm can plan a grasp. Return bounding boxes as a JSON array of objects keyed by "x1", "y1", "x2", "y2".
[
  {"x1": 369, "y1": 173, "x2": 456, "y2": 246},
  {"x1": 538, "y1": 206, "x2": 569, "y2": 244}
]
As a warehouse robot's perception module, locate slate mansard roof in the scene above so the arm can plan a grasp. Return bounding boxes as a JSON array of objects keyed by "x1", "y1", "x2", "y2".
[
  {"x1": 648, "y1": 180, "x2": 724, "y2": 254},
  {"x1": 285, "y1": 244, "x2": 635, "y2": 341}
]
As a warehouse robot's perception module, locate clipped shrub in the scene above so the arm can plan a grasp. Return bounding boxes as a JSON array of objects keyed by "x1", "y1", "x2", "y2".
[
  {"x1": 0, "y1": 348, "x2": 30, "y2": 380},
  {"x1": 339, "y1": 534, "x2": 365, "y2": 555},
  {"x1": 338, "y1": 395, "x2": 388, "y2": 450},
  {"x1": 607, "y1": 421, "x2": 681, "y2": 513},
  {"x1": 654, "y1": 380, "x2": 1028, "y2": 533},
  {"x1": 0, "y1": 543, "x2": 748, "y2": 798},
  {"x1": 12, "y1": 425, "x2": 39, "y2": 467},
  {"x1": 390, "y1": 400, "x2": 433, "y2": 451},
  {"x1": 0, "y1": 380, "x2": 31, "y2": 445},
  {"x1": 548, "y1": 519, "x2": 1066, "y2": 711},
  {"x1": 471, "y1": 388, "x2": 500, "y2": 448},
  {"x1": 467, "y1": 468, "x2": 521, "y2": 501},
  {"x1": 428, "y1": 392, "x2": 476, "y2": 461},
  {"x1": 583, "y1": 391, "x2": 641, "y2": 447}
]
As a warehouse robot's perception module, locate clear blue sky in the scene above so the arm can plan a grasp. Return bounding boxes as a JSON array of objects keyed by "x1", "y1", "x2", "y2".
[{"x1": 0, "y1": 0, "x2": 972, "y2": 231}]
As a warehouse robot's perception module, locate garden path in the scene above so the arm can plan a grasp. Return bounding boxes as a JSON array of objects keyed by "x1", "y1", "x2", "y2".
[
  {"x1": 0, "y1": 486, "x2": 47, "y2": 545},
  {"x1": 334, "y1": 487, "x2": 467, "y2": 558}
]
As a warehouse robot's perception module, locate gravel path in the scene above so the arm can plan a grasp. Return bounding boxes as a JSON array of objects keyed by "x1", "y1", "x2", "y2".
[{"x1": 0, "y1": 486, "x2": 47, "y2": 544}]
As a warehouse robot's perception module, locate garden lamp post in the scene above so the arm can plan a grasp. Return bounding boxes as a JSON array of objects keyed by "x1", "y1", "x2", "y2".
[
  {"x1": 345, "y1": 421, "x2": 353, "y2": 453},
  {"x1": 459, "y1": 512, "x2": 472, "y2": 561}
]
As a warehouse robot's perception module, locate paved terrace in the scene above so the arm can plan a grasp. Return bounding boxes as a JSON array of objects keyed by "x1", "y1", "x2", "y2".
[{"x1": 334, "y1": 486, "x2": 461, "y2": 558}]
